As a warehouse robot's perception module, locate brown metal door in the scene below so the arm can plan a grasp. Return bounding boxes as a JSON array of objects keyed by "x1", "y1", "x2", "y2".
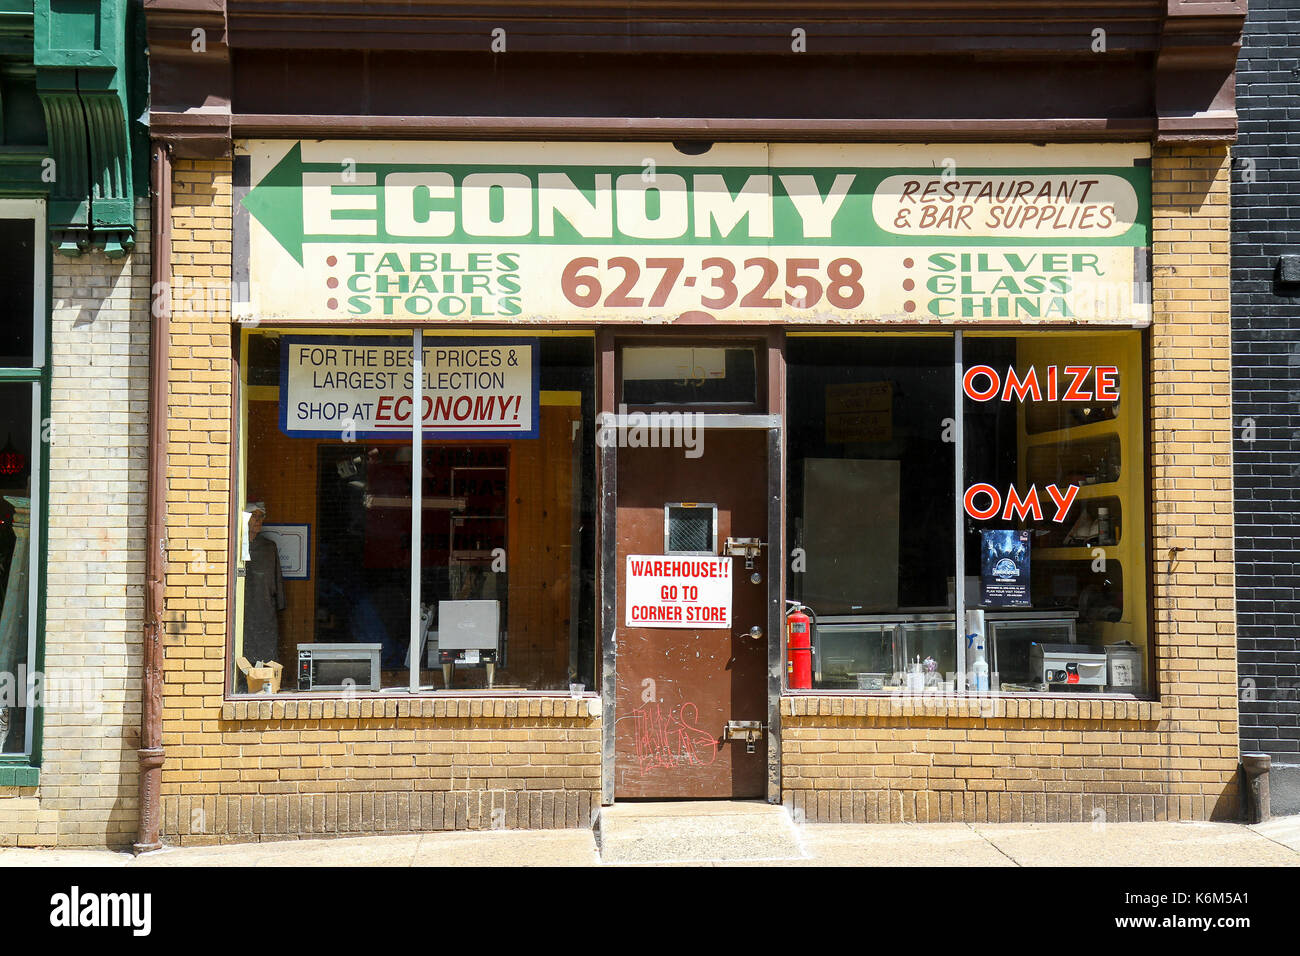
[{"x1": 614, "y1": 430, "x2": 768, "y2": 799}]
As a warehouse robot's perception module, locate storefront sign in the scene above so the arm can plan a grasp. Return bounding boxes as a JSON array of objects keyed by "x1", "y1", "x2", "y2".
[
  {"x1": 237, "y1": 141, "x2": 1151, "y2": 326},
  {"x1": 279, "y1": 336, "x2": 538, "y2": 439},
  {"x1": 625, "y1": 555, "x2": 732, "y2": 628}
]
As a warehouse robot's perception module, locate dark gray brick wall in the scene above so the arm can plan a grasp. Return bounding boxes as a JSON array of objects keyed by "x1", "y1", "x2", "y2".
[{"x1": 1232, "y1": 0, "x2": 1300, "y2": 805}]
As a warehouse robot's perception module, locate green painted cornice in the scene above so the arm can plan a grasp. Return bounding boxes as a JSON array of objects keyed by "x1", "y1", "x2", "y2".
[
  {"x1": 0, "y1": 5, "x2": 34, "y2": 58},
  {"x1": 32, "y1": 0, "x2": 135, "y2": 257},
  {"x1": 0, "y1": 4, "x2": 34, "y2": 36}
]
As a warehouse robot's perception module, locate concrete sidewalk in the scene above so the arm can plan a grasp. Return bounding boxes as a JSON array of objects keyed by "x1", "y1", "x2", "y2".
[{"x1": 3, "y1": 813, "x2": 1298, "y2": 866}]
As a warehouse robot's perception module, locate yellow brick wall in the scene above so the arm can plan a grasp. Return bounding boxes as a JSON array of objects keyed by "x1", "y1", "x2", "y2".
[
  {"x1": 160, "y1": 159, "x2": 600, "y2": 845},
  {"x1": 781, "y1": 143, "x2": 1240, "y2": 823}
]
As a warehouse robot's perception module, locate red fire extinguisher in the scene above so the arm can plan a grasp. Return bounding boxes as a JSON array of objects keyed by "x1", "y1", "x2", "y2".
[{"x1": 786, "y1": 600, "x2": 814, "y2": 690}]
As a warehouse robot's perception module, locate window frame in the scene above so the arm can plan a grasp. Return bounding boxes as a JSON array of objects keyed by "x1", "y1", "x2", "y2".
[{"x1": 614, "y1": 335, "x2": 769, "y2": 414}]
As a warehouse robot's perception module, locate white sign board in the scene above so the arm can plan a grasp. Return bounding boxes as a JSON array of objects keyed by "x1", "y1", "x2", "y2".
[
  {"x1": 237, "y1": 140, "x2": 1152, "y2": 327},
  {"x1": 625, "y1": 555, "x2": 732, "y2": 629},
  {"x1": 279, "y1": 335, "x2": 538, "y2": 439}
]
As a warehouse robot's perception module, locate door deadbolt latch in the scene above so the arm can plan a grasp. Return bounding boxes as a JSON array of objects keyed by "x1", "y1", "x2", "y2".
[
  {"x1": 724, "y1": 720, "x2": 765, "y2": 754},
  {"x1": 724, "y1": 536, "x2": 768, "y2": 570}
]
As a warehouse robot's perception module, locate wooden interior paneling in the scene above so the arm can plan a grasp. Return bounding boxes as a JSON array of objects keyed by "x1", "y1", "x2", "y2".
[{"x1": 505, "y1": 403, "x2": 582, "y2": 689}]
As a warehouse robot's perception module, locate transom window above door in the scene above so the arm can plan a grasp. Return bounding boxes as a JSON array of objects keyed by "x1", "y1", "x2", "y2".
[{"x1": 620, "y1": 345, "x2": 758, "y2": 407}]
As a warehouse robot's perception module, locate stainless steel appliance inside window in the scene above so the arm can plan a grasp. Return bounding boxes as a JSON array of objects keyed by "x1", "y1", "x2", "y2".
[{"x1": 986, "y1": 614, "x2": 1077, "y2": 691}]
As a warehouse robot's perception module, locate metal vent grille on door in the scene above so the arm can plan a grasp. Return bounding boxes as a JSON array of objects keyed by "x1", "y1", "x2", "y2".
[{"x1": 664, "y1": 503, "x2": 717, "y2": 555}]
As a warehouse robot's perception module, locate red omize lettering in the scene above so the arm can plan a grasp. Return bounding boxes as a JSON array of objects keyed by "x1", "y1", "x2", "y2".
[
  {"x1": 1002, "y1": 484, "x2": 1043, "y2": 522},
  {"x1": 963, "y1": 366, "x2": 1000, "y2": 402},
  {"x1": 1045, "y1": 483, "x2": 1080, "y2": 523},
  {"x1": 964, "y1": 483, "x2": 1001, "y2": 520},
  {"x1": 1002, "y1": 366, "x2": 1043, "y2": 403},
  {"x1": 966, "y1": 483, "x2": 1078, "y2": 523},
  {"x1": 1062, "y1": 365, "x2": 1093, "y2": 401},
  {"x1": 1095, "y1": 366, "x2": 1120, "y2": 401}
]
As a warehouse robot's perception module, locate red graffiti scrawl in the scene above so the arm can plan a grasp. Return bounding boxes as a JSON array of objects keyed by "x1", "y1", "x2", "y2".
[{"x1": 629, "y1": 701, "x2": 719, "y2": 773}]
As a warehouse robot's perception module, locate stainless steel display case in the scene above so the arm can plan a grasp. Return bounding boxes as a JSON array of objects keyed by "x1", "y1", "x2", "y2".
[
  {"x1": 812, "y1": 610, "x2": 1078, "y2": 690},
  {"x1": 812, "y1": 613, "x2": 956, "y2": 688}
]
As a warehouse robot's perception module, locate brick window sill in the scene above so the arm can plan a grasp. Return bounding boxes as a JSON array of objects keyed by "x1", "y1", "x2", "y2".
[
  {"x1": 221, "y1": 694, "x2": 601, "y2": 721},
  {"x1": 780, "y1": 693, "x2": 1161, "y2": 722}
]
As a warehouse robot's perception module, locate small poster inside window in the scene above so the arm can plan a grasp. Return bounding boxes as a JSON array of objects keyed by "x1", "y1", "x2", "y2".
[
  {"x1": 981, "y1": 530, "x2": 1030, "y2": 607},
  {"x1": 260, "y1": 524, "x2": 311, "y2": 580},
  {"x1": 825, "y1": 382, "x2": 893, "y2": 443}
]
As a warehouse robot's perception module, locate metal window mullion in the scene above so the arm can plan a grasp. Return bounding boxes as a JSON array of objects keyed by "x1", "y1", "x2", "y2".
[
  {"x1": 954, "y1": 331, "x2": 966, "y2": 694},
  {"x1": 409, "y1": 329, "x2": 423, "y2": 693},
  {"x1": 24, "y1": 380, "x2": 41, "y2": 754},
  {"x1": 31, "y1": 208, "x2": 45, "y2": 371}
]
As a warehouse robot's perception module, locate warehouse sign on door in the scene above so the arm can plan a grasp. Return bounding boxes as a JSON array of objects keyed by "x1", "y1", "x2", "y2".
[
  {"x1": 279, "y1": 336, "x2": 539, "y2": 439},
  {"x1": 625, "y1": 556, "x2": 732, "y2": 628},
  {"x1": 237, "y1": 140, "x2": 1151, "y2": 325}
]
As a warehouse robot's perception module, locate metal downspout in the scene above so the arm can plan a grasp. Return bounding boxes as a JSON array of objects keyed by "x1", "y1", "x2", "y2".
[{"x1": 135, "y1": 142, "x2": 171, "y2": 853}]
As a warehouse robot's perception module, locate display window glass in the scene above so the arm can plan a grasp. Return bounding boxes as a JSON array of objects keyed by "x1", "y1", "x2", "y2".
[
  {"x1": 786, "y1": 330, "x2": 1148, "y2": 697},
  {"x1": 233, "y1": 330, "x2": 597, "y2": 695},
  {"x1": 962, "y1": 330, "x2": 1146, "y2": 695},
  {"x1": 0, "y1": 384, "x2": 36, "y2": 752},
  {"x1": 786, "y1": 335, "x2": 957, "y2": 691},
  {"x1": 0, "y1": 206, "x2": 43, "y2": 758}
]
